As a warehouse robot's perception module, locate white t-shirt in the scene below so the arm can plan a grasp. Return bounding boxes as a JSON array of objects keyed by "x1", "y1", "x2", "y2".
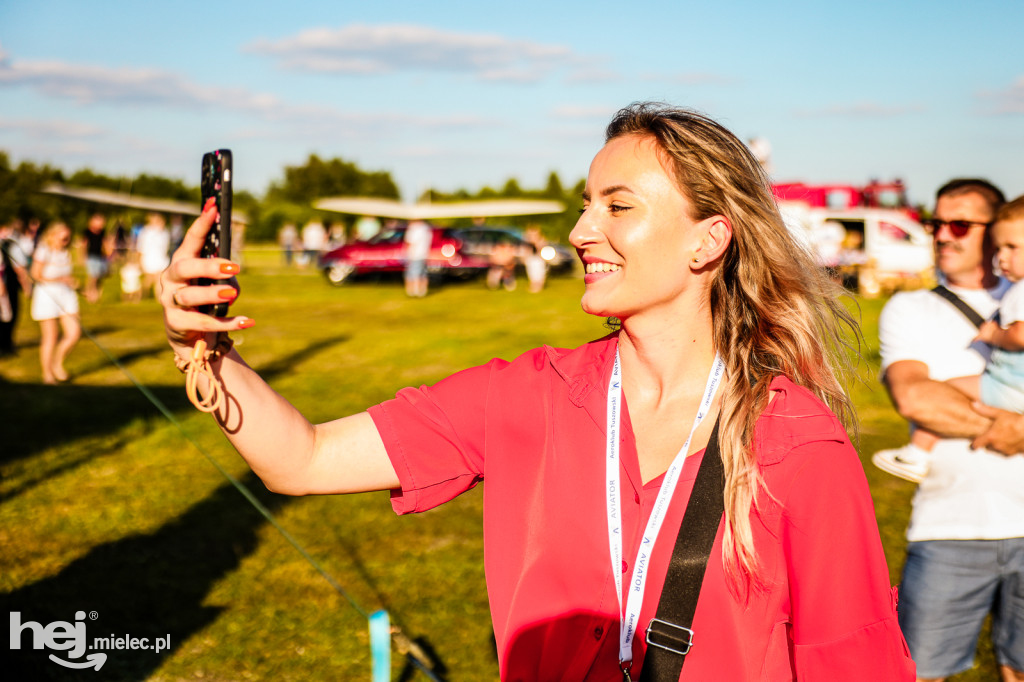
[
  {"x1": 404, "y1": 221, "x2": 432, "y2": 261},
  {"x1": 136, "y1": 226, "x2": 170, "y2": 275},
  {"x1": 879, "y1": 282, "x2": 1024, "y2": 542},
  {"x1": 999, "y1": 279, "x2": 1024, "y2": 325}
]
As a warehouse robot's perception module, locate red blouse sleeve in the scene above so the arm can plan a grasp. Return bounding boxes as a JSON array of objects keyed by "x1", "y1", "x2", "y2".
[
  {"x1": 778, "y1": 440, "x2": 916, "y2": 680},
  {"x1": 367, "y1": 359, "x2": 501, "y2": 514}
]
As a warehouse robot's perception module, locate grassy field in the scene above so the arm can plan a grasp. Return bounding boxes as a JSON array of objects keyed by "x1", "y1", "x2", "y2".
[{"x1": 0, "y1": 254, "x2": 997, "y2": 680}]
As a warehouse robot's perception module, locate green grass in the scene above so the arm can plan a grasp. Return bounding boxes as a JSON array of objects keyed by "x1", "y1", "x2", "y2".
[{"x1": 0, "y1": 255, "x2": 998, "y2": 680}]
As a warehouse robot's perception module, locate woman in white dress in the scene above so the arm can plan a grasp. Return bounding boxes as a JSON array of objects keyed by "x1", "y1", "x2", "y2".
[{"x1": 31, "y1": 222, "x2": 81, "y2": 384}]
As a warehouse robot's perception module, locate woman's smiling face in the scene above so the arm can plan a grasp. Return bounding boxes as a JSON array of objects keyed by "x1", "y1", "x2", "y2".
[{"x1": 570, "y1": 134, "x2": 706, "y2": 321}]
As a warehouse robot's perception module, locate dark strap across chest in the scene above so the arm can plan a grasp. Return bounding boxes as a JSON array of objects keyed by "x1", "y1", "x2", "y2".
[{"x1": 638, "y1": 418, "x2": 724, "y2": 682}]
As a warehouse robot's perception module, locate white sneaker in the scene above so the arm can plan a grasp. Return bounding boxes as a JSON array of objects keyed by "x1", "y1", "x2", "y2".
[{"x1": 872, "y1": 444, "x2": 931, "y2": 483}]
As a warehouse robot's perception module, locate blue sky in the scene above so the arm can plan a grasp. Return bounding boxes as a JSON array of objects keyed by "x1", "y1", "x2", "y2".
[{"x1": 1, "y1": 0, "x2": 1021, "y2": 206}]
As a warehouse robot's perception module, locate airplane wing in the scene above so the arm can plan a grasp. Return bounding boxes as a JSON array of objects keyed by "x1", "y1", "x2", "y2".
[
  {"x1": 41, "y1": 183, "x2": 249, "y2": 223},
  {"x1": 313, "y1": 197, "x2": 565, "y2": 220}
]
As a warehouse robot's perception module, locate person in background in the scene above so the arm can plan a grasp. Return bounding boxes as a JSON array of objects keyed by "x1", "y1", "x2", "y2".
[
  {"x1": 326, "y1": 221, "x2": 345, "y2": 250},
  {"x1": 30, "y1": 222, "x2": 80, "y2": 384},
  {"x1": 112, "y1": 220, "x2": 130, "y2": 263},
  {"x1": 169, "y1": 215, "x2": 185, "y2": 253},
  {"x1": 19, "y1": 218, "x2": 39, "y2": 266},
  {"x1": 278, "y1": 223, "x2": 297, "y2": 266},
  {"x1": 120, "y1": 250, "x2": 143, "y2": 304},
  {"x1": 80, "y1": 212, "x2": 111, "y2": 303},
  {"x1": 300, "y1": 219, "x2": 327, "y2": 268},
  {"x1": 486, "y1": 238, "x2": 518, "y2": 291},
  {"x1": 876, "y1": 195, "x2": 1024, "y2": 482},
  {"x1": 403, "y1": 219, "x2": 432, "y2": 298},
  {"x1": 0, "y1": 220, "x2": 28, "y2": 355},
  {"x1": 136, "y1": 212, "x2": 171, "y2": 298},
  {"x1": 876, "y1": 179, "x2": 1024, "y2": 682},
  {"x1": 523, "y1": 225, "x2": 548, "y2": 293}
]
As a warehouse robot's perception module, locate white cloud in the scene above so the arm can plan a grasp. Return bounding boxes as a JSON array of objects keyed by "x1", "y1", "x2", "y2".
[
  {"x1": 978, "y1": 76, "x2": 1024, "y2": 115},
  {"x1": 245, "y1": 23, "x2": 579, "y2": 82},
  {"x1": 0, "y1": 117, "x2": 104, "y2": 139},
  {"x1": 0, "y1": 51, "x2": 280, "y2": 113},
  {"x1": 792, "y1": 101, "x2": 926, "y2": 118},
  {"x1": 0, "y1": 47, "x2": 500, "y2": 137}
]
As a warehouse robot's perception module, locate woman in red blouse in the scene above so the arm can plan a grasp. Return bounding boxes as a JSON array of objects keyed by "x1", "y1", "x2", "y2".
[{"x1": 160, "y1": 103, "x2": 915, "y2": 680}]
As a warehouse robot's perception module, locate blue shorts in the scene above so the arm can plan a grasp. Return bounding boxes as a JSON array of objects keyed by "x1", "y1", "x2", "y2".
[
  {"x1": 86, "y1": 255, "x2": 108, "y2": 279},
  {"x1": 898, "y1": 538, "x2": 1024, "y2": 677},
  {"x1": 405, "y1": 259, "x2": 426, "y2": 280}
]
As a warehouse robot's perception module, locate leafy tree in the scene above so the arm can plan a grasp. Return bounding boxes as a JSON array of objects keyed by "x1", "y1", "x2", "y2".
[
  {"x1": 0, "y1": 152, "x2": 64, "y2": 227},
  {"x1": 266, "y1": 154, "x2": 400, "y2": 204},
  {"x1": 66, "y1": 168, "x2": 124, "y2": 193},
  {"x1": 501, "y1": 178, "x2": 524, "y2": 197},
  {"x1": 131, "y1": 174, "x2": 196, "y2": 202},
  {"x1": 543, "y1": 171, "x2": 564, "y2": 199}
]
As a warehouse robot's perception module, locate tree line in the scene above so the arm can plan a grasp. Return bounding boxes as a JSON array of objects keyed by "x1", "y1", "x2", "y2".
[{"x1": 0, "y1": 151, "x2": 585, "y2": 245}]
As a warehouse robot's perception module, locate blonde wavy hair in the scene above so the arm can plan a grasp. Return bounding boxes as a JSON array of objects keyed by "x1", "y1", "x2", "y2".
[{"x1": 606, "y1": 103, "x2": 860, "y2": 591}]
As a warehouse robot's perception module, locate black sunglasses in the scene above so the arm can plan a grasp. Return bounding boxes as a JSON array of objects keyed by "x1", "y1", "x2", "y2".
[{"x1": 921, "y1": 218, "x2": 993, "y2": 238}]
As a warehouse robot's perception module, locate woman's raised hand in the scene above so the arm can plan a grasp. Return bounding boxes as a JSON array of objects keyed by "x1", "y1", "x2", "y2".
[{"x1": 159, "y1": 197, "x2": 253, "y2": 356}]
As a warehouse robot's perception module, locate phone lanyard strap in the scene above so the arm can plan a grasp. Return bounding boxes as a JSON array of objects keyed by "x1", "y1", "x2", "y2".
[{"x1": 606, "y1": 348, "x2": 725, "y2": 668}]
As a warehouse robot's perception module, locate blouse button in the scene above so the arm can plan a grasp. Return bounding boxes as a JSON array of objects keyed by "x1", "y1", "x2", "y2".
[
  {"x1": 593, "y1": 626, "x2": 604, "y2": 640},
  {"x1": 622, "y1": 560, "x2": 629, "y2": 574},
  {"x1": 634, "y1": 492, "x2": 640, "y2": 504}
]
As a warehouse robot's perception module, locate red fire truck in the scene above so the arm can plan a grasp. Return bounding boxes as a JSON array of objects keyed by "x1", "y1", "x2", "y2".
[{"x1": 772, "y1": 179, "x2": 919, "y2": 220}]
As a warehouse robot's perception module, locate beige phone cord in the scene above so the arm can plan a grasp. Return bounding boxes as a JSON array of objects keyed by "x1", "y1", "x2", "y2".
[{"x1": 175, "y1": 334, "x2": 233, "y2": 413}]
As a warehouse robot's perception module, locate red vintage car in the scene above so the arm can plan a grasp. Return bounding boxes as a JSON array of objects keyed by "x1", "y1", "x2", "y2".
[{"x1": 318, "y1": 224, "x2": 574, "y2": 285}]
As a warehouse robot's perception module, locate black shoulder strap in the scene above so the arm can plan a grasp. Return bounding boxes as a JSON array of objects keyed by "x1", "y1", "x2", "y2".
[
  {"x1": 639, "y1": 418, "x2": 724, "y2": 682},
  {"x1": 932, "y1": 285, "x2": 985, "y2": 329}
]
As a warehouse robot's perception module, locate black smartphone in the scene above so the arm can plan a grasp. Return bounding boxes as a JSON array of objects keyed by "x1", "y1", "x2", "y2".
[{"x1": 198, "y1": 149, "x2": 233, "y2": 316}]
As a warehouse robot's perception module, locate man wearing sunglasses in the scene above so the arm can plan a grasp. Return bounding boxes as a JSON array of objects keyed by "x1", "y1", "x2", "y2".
[{"x1": 878, "y1": 178, "x2": 1024, "y2": 682}]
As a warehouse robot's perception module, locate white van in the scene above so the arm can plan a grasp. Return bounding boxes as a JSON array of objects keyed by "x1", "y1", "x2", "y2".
[{"x1": 780, "y1": 204, "x2": 934, "y2": 296}]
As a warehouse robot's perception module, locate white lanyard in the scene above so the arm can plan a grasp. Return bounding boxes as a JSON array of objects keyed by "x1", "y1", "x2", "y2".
[{"x1": 606, "y1": 348, "x2": 724, "y2": 669}]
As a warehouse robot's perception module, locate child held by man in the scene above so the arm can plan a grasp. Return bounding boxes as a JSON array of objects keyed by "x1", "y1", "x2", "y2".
[{"x1": 874, "y1": 195, "x2": 1024, "y2": 482}]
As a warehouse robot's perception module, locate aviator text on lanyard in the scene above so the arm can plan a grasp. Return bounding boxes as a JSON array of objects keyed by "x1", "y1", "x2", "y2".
[{"x1": 605, "y1": 348, "x2": 725, "y2": 676}]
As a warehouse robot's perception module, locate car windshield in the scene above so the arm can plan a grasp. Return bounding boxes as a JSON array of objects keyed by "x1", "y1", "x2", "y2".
[
  {"x1": 367, "y1": 228, "x2": 406, "y2": 245},
  {"x1": 452, "y1": 228, "x2": 522, "y2": 245}
]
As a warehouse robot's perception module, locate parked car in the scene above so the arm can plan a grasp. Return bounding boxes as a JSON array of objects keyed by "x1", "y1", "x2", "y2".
[
  {"x1": 452, "y1": 226, "x2": 576, "y2": 276},
  {"x1": 319, "y1": 224, "x2": 575, "y2": 286}
]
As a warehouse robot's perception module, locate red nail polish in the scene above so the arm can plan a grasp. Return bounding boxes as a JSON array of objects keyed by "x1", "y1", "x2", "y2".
[
  {"x1": 218, "y1": 288, "x2": 237, "y2": 300},
  {"x1": 237, "y1": 317, "x2": 255, "y2": 329},
  {"x1": 220, "y1": 263, "x2": 240, "y2": 274}
]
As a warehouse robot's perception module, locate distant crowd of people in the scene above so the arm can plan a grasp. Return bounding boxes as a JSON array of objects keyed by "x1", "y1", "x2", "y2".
[{"x1": 0, "y1": 211, "x2": 192, "y2": 382}]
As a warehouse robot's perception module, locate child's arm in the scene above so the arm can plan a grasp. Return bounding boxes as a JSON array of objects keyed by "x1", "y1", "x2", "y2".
[{"x1": 976, "y1": 320, "x2": 1024, "y2": 351}]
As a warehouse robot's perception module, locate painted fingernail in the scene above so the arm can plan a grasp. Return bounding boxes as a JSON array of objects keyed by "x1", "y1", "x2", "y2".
[
  {"x1": 237, "y1": 317, "x2": 255, "y2": 329},
  {"x1": 220, "y1": 262, "x2": 240, "y2": 274},
  {"x1": 218, "y1": 288, "x2": 237, "y2": 300},
  {"x1": 203, "y1": 197, "x2": 217, "y2": 212}
]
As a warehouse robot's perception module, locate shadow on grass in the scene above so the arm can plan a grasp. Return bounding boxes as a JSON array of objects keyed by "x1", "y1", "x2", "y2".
[
  {"x1": 0, "y1": 380, "x2": 190, "y2": 467},
  {"x1": 331, "y1": 533, "x2": 453, "y2": 681},
  {"x1": 70, "y1": 343, "x2": 170, "y2": 381},
  {"x1": 3, "y1": 332, "x2": 455, "y2": 679},
  {"x1": 4, "y1": 473, "x2": 290, "y2": 680},
  {"x1": 0, "y1": 334, "x2": 352, "y2": 470}
]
